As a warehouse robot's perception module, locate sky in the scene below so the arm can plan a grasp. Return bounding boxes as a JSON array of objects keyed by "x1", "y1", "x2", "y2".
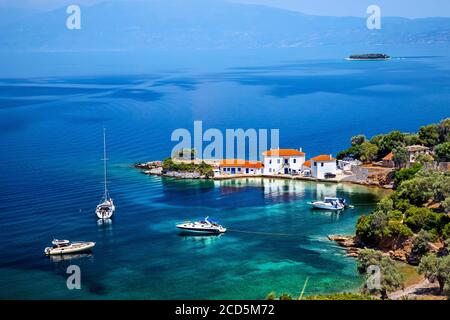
[{"x1": 0, "y1": 0, "x2": 449, "y2": 18}]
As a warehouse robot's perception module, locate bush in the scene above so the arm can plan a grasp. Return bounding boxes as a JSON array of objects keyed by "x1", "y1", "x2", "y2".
[
  {"x1": 419, "y1": 124, "x2": 440, "y2": 147},
  {"x1": 418, "y1": 253, "x2": 450, "y2": 294},
  {"x1": 393, "y1": 163, "x2": 422, "y2": 188},
  {"x1": 411, "y1": 230, "x2": 434, "y2": 258},
  {"x1": 404, "y1": 206, "x2": 438, "y2": 233},
  {"x1": 434, "y1": 142, "x2": 450, "y2": 163},
  {"x1": 162, "y1": 158, "x2": 213, "y2": 176},
  {"x1": 357, "y1": 249, "x2": 404, "y2": 299}
]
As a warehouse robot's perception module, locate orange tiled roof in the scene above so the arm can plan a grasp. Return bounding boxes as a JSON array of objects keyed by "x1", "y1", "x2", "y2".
[
  {"x1": 262, "y1": 149, "x2": 305, "y2": 157},
  {"x1": 382, "y1": 152, "x2": 394, "y2": 161},
  {"x1": 303, "y1": 160, "x2": 311, "y2": 168},
  {"x1": 310, "y1": 154, "x2": 336, "y2": 162},
  {"x1": 220, "y1": 159, "x2": 263, "y2": 169}
]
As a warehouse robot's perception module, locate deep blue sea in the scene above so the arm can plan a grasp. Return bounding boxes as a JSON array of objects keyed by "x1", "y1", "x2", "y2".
[{"x1": 0, "y1": 52, "x2": 449, "y2": 299}]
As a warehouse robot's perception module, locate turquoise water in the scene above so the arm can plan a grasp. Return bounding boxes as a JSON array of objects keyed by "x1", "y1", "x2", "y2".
[{"x1": 0, "y1": 55, "x2": 449, "y2": 299}]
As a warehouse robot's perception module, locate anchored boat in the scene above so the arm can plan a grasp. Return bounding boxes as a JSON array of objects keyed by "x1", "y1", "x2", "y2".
[
  {"x1": 96, "y1": 128, "x2": 115, "y2": 219},
  {"x1": 176, "y1": 216, "x2": 226, "y2": 234},
  {"x1": 44, "y1": 239, "x2": 96, "y2": 256},
  {"x1": 309, "y1": 197, "x2": 352, "y2": 211}
]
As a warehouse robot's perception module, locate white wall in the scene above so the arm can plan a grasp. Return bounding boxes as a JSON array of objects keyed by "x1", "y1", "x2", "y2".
[
  {"x1": 221, "y1": 166, "x2": 262, "y2": 175},
  {"x1": 263, "y1": 155, "x2": 305, "y2": 174},
  {"x1": 311, "y1": 161, "x2": 337, "y2": 179}
]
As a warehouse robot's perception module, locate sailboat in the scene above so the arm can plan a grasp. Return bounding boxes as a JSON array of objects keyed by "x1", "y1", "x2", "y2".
[{"x1": 96, "y1": 128, "x2": 115, "y2": 219}]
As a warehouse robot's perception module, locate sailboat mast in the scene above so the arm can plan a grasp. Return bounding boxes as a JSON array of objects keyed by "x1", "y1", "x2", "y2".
[{"x1": 103, "y1": 128, "x2": 108, "y2": 199}]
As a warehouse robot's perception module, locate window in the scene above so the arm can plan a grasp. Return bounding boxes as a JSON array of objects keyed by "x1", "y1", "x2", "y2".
[
  {"x1": 238, "y1": 168, "x2": 241, "y2": 171},
  {"x1": 284, "y1": 159, "x2": 288, "y2": 164},
  {"x1": 321, "y1": 163, "x2": 324, "y2": 167},
  {"x1": 269, "y1": 159, "x2": 272, "y2": 164},
  {"x1": 314, "y1": 162, "x2": 317, "y2": 167},
  {"x1": 293, "y1": 159, "x2": 297, "y2": 163},
  {"x1": 277, "y1": 159, "x2": 281, "y2": 164}
]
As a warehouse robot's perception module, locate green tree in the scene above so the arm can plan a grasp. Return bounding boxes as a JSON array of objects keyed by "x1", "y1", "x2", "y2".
[
  {"x1": 357, "y1": 249, "x2": 404, "y2": 299},
  {"x1": 443, "y1": 197, "x2": 450, "y2": 214},
  {"x1": 377, "y1": 131, "x2": 405, "y2": 158},
  {"x1": 404, "y1": 133, "x2": 422, "y2": 146},
  {"x1": 414, "y1": 153, "x2": 434, "y2": 164},
  {"x1": 393, "y1": 147, "x2": 408, "y2": 168},
  {"x1": 410, "y1": 230, "x2": 434, "y2": 259},
  {"x1": 358, "y1": 142, "x2": 379, "y2": 163},
  {"x1": 351, "y1": 134, "x2": 367, "y2": 146},
  {"x1": 393, "y1": 163, "x2": 422, "y2": 187},
  {"x1": 419, "y1": 124, "x2": 440, "y2": 147},
  {"x1": 434, "y1": 142, "x2": 450, "y2": 163},
  {"x1": 418, "y1": 253, "x2": 450, "y2": 294},
  {"x1": 438, "y1": 118, "x2": 450, "y2": 143},
  {"x1": 397, "y1": 174, "x2": 435, "y2": 206},
  {"x1": 404, "y1": 206, "x2": 438, "y2": 233}
]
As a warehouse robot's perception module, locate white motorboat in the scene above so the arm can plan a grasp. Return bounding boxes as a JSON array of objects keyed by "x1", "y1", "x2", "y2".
[
  {"x1": 176, "y1": 216, "x2": 226, "y2": 234},
  {"x1": 309, "y1": 197, "x2": 350, "y2": 211},
  {"x1": 44, "y1": 239, "x2": 96, "y2": 256},
  {"x1": 96, "y1": 128, "x2": 116, "y2": 219}
]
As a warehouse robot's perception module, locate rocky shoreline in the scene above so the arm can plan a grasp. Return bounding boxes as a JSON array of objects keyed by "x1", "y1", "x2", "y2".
[
  {"x1": 328, "y1": 234, "x2": 444, "y2": 263},
  {"x1": 134, "y1": 161, "x2": 207, "y2": 179}
]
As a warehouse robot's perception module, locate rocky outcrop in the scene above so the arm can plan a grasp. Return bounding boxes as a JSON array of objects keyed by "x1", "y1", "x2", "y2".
[
  {"x1": 328, "y1": 235, "x2": 362, "y2": 257},
  {"x1": 162, "y1": 171, "x2": 202, "y2": 179},
  {"x1": 134, "y1": 161, "x2": 206, "y2": 179},
  {"x1": 134, "y1": 161, "x2": 162, "y2": 170}
]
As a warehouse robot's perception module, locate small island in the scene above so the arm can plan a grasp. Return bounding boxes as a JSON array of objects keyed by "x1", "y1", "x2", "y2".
[{"x1": 346, "y1": 53, "x2": 391, "y2": 61}]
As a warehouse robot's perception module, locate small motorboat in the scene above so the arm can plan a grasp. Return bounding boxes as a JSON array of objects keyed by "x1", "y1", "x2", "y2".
[
  {"x1": 308, "y1": 197, "x2": 352, "y2": 211},
  {"x1": 44, "y1": 239, "x2": 96, "y2": 256},
  {"x1": 176, "y1": 216, "x2": 226, "y2": 234}
]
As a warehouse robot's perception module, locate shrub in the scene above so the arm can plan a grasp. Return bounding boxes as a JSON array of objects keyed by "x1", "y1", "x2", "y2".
[
  {"x1": 418, "y1": 254, "x2": 450, "y2": 294},
  {"x1": 411, "y1": 230, "x2": 434, "y2": 258},
  {"x1": 393, "y1": 163, "x2": 422, "y2": 188},
  {"x1": 404, "y1": 206, "x2": 438, "y2": 233}
]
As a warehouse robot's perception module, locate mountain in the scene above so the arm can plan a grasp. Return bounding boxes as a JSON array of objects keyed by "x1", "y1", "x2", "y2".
[{"x1": 0, "y1": 0, "x2": 449, "y2": 51}]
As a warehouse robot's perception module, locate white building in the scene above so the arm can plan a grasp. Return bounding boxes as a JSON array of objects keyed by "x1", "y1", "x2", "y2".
[
  {"x1": 219, "y1": 159, "x2": 264, "y2": 176},
  {"x1": 262, "y1": 149, "x2": 306, "y2": 175},
  {"x1": 310, "y1": 155, "x2": 337, "y2": 179}
]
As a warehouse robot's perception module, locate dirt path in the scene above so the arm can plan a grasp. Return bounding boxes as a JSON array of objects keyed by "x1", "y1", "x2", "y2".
[{"x1": 389, "y1": 279, "x2": 443, "y2": 300}]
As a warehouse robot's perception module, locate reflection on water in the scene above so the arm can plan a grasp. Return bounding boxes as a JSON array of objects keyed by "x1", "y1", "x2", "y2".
[
  {"x1": 97, "y1": 218, "x2": 113, "y2": 228},
  {"x1": 177, "y1": 232, "x2": 224, "y2": 248},
  {"x1": 48, "y1": 253, "x2": 94, "y2": 263}
]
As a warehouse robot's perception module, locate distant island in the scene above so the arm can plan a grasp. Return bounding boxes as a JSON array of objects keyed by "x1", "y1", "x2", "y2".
[{"x1": 346, "y1": 54, "x2": 391, "y2": 61}]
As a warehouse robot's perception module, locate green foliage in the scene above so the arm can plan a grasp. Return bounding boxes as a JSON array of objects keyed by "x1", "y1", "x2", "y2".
[
  {"x1": 411, "y1": 230, "x2": 434, "y2": 258},
  {"x1": 304, "y1": 293, "x2": 376, "y2": 300},
  {"x1": 377, "y1": 131, "x2": 406, "y2": 158},
  {"x1": 404, "y1": 206, "x2": 438, "y2": 233},
  {"x1": 392, "y1": 147, "x2": 409, "y2": 168},
  {"x1": 443, "y1": 223, "x2": 450, "y2": 240},
  {"x1": 419, "y1": 124, "x2": 440, "y2": 147},
  {"x1": 162, "y1": 158, "x2": 213, "y2": 176},
  {"x1": 351, "y1": 134, "x2": 367, "y2": 146},
  {"x1": 356, "y1": 204, "x2": 413, "y2": 247},
  {"x1": 266, "y1": 292, "x2": 276, "y2": 300},
  {"x1": 358, "y1": 142, "x2": 379, "y2": 163},
  {"x1": 394, "y1": 163, "x2": 422, "y2": 187},
  {"x1": 404, "y1": 134, "x2": 422, "y2": 146},
  {"x1": 434, "y1": 142, "x2": 450, "y2": 163},
  {"x1": 443, "y1": 197, "x2": 450, "y2": 214},
  {"x1": 438, "y1": 118, "x2": 450, "y2": 143},
  {"x1": 357, "y1": 249, "x2": 404, "y2": 298},
  {"x1": 418, "y1": 253, "x2": 450, "y2": 294},
  {"x1": 279, "y1": 293, "x2": 293, "y2": 300},
  {"x1": 336, "y1": 142, "x2": 378, "y2": 162},
  {"x1": 414, "y1": 153, "x2": 434, "y2": 164}
]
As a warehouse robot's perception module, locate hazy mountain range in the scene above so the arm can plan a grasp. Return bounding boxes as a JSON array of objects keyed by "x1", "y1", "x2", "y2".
[{"x1": 1, "y1": 0, "x2": 449, "y2": 51}]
